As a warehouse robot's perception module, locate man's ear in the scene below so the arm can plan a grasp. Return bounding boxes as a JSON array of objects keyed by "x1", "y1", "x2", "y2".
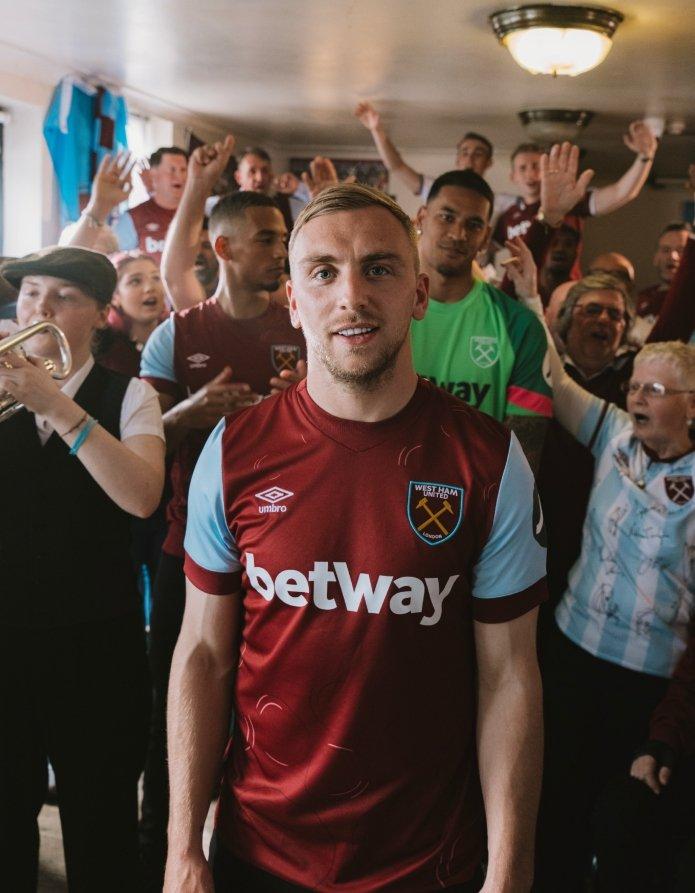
[
  {"x1": 96, "y1": 303, "x2": 111, "y2": 329},
  {"x1": 412, "y1": 273, "x2": 429, "y2": 321},
  {"x1": 286, "y1": 279, "x2": 302, "y2": 330},
  {"x1": 214, "y1": 234, "x2": 232, "y2": 262},
  {"x1": 415, "y1": 205, "x2": 427, "y2": 231},
  {"x1": 234, "y1": 169, "x2": 243, "y2": 188}
]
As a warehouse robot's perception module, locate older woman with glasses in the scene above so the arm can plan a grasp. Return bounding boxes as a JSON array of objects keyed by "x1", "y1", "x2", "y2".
[{"x1": 505, "y1": 238, "x2": 695, "y2": 892}]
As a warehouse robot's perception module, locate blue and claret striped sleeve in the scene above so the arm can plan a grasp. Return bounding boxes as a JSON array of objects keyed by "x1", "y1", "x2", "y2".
[
  {"x1": 472, "y1": 432, "x2": 547, "y2": 622},
  {"x1": 183, "y1": 419, "x2": 242, "y2": 595}
]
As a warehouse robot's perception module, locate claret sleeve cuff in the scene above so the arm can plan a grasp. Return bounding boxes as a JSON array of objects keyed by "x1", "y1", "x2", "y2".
[{"x1": 473, "y1": 577, "x2": 548, "y2": 624}]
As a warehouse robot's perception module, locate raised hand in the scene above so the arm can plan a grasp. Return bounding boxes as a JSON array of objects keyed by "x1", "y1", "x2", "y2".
[
  {"x1": 86, "y1": 152, "x2": 136, "y2": 222},
  {"x1": 274, "y1": 171, "x2": 301, "y2": 195},
  {"x1": 540, "y1": 142, "x2": 595, "y2": 228},
  {"x1": 137, "y1": 158, "x2": 154, "y2": 195},
  {"x1": 302, "y1": 156, "x2": 341, "y2": 199},
  {"x1": 623, "y1": 120, "x2": 658, "y2": 159},
  {"x1": 503, "y1": 237, "x2": 539, "y2": 302},
  {"x1": 354, "y1": 101, "x2": 381, "y2": 132},
  {"x1": 188, "y1": 136, "x2": 236, "y2": 194}
]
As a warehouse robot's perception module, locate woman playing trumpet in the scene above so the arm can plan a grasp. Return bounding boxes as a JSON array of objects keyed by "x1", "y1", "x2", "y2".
[{"x1": 0, "y1": 246, "x2": 164, "y2": 892}]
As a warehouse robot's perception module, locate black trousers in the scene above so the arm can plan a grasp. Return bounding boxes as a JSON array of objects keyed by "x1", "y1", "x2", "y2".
[
  {"x1": 593, "y1": 756, "x2": 695, "y2": 892},
  {"x1": 0, "y1": 613, "x2": 150, "y2": 893},
  {"x1": 534, "y1": 621, "x2": 669, "y2": 893},
  {"x1": 211, "y1": 837, "x2": 483, "y2": 892},
  {"x1": 140, "y1": 551, "x2": 186, "y2": 889}
]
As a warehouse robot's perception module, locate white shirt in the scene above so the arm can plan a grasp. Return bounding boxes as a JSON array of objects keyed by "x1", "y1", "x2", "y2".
[{"x1": 34, "y1": 355, "x2": 164, "y2": 446}]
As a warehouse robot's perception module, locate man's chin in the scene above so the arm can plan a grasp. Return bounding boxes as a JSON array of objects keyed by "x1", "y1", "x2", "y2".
[{"x1": 435, "y1": 262, "x2": 468, "y2": 279}]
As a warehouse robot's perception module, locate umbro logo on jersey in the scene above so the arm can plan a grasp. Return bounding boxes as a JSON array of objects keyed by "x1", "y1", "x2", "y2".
[
  {"x1": 664, "y1": 475, "x2": 694, "y2": 506},
  {"x1": 187, "y1": 352, "x2": 210, "y2": 369},
  {"x1": 407, "y1": 481, "x2": 464, "y2": 546},
  {"x1": 256, "y1": 487, "x2": 294, "y2": 514},
  {"x1": 245, "y1": 552, "x2": 458, "y2": 626},
  {"x1": 470, "y1": 336, "x2": 499, "y2": 369}
]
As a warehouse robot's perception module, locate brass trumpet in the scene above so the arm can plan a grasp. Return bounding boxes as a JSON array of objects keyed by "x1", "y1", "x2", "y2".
[{"x1": 0, "y1": 322, "x2": 72, "y2": 422}]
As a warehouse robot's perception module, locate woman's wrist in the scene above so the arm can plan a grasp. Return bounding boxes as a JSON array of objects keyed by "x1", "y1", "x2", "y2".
[{"x1": 45, "y1": 393, "x2": 84, "y2": 435}]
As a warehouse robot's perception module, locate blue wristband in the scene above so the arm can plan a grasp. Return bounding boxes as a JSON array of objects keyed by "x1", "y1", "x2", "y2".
[{"x1": 69, "y1": 416, "x2": 97, "y2": 456}]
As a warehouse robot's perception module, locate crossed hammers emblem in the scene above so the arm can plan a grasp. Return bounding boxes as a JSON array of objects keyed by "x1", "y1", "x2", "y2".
[
  {"x1": 416, "y1": 497, "x2": 454, "y2": 535},
  {"x1": 275, "y1": 351, "x2": 297, "y2": 372}
]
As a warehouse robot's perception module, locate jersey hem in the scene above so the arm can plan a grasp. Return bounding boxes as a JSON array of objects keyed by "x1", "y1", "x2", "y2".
[{"x1": 555, "y1": 616, "x2": 675, "y2": 679}]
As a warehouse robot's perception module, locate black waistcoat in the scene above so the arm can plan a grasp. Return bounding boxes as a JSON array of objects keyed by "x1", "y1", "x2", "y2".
[{"x1": 0, "y1": 363, "x2": 139, "y2": 628}]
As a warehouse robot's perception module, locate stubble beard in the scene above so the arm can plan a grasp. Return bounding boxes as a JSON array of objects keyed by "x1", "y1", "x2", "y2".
[{"x1": 312, "y1": 327, "x2": 409, "y2": 392}]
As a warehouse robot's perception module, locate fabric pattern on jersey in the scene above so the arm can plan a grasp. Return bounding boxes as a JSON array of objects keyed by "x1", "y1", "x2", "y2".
[
  {"x1": 141, "y1": 298, "x2": 305, "y2": 557},
  {"x1": 411, "y1": 279, "x2": 552, "y2": 421},
  {"x1": 557, "y1": 399, "x2": 695, "y2": 678},
  {"x1": 184, "y1": 379, "x2": 546, "y2": 891}
]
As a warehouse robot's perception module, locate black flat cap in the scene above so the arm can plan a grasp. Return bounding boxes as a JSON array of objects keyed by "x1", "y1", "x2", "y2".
[{"x1": 1, "y1": 246, "x2": 117, "y2": 304}]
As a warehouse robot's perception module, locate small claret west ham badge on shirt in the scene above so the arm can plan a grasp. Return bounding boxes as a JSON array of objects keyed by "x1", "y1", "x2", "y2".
[
  {"x1": 407, "y1": 481, "x2": 464, "y2": 546},
  {"x1": 271, "y1": 344, "x2": 300, "y2": 373},
  {"x1": 664, "y1": 475, "x2": 694, "y2": 506}
]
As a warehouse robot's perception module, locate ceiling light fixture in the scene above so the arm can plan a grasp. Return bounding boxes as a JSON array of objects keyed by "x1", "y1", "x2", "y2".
[{"x1": 489, "y1": 4, "x2": 624, "y2": 77}]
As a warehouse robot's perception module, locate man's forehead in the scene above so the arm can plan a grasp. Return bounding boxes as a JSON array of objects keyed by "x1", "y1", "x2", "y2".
[
  {"x1": 459, "y1": 138, "x2": 488, "y2": 154},
  {"x1": 430, "y1": 186, "x2": 489, "y2": 215},
  {"x1": 659, "y1": 230, "x2": 688, "y2": 246},
  {"x1": 293, "y1": 207, "x2": 412, "y2": 260},
  {"x1": 241, "y1": 154, "x2": 271, "y2": 169},
  {"x1": 513, "y1": 152, "x2": 541, "y2": 166},
  {"x1": 578, "y1": 289, "x2": 624, "y2": 306},
  {"x1": 242, "y1": 205, "x2": 285, "y2": 232}
]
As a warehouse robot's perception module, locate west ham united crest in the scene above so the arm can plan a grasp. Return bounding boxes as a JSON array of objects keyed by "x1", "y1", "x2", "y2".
[
  {"x1": 664, "y1": 475, "x2": 694, "y2": 506},
  {"x1": 407, "y1": 481, "x2": 464, "y2": 546},
  {"x1": 271, "y1": 344, "x2": 300, "y2": 373},
  {"x1": 469, "y1": 336, "x2": 499, "y2": 369}
]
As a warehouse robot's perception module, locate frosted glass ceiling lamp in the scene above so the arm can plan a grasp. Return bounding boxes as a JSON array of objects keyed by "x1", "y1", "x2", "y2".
[{"x1": 489, "y1": 4, "x2": 624, "y2": 77}]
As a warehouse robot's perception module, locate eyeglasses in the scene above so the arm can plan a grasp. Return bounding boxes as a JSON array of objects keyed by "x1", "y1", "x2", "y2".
[
  {"x1": 574, "y1": 302, "x2": 625, "y2": 323},
  {"x1": 620, "y1": 381, "x2": 694, "y2": 398}
]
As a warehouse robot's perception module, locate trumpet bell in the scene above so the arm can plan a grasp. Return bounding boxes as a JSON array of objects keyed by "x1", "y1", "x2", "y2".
[{"x1": 0, "y1": 321, "x2": 72, "y2": 422}]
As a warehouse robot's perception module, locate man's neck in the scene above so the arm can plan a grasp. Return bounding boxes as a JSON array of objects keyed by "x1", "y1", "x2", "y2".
[
  {"x1": 150, "y1": 193, "x2": 179, "y2": 212},
  {"x1": 565, "y1": 350, "x2": 611, "y2": 380},
  {"x1": 306, "y1": 349, "x2": 418, "y2": 423},
  {"x1": 216, "y1": 271, "x2": 271, "y2": 320},
  {"x1": 421, "y1": 261, "x2": 475, "y2": 304}
]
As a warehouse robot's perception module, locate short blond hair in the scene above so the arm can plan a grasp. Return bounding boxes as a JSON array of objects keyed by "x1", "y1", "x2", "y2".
[
  {"x1": 634, "y1": 341, "x2": 695, "y2": 389},
  {"x1": 289, "y1": 183, "x2": 419, "y2": 273}
]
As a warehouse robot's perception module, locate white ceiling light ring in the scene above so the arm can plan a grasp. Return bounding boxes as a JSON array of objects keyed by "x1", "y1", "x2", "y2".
[{"x1": 489, "y1": 4, "x2": 625, "y2": 77}]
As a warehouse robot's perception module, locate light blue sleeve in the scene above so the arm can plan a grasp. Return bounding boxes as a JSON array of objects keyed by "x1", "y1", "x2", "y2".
[
  {"x1": 112, "y1": 210, "x2": 138, "y2": 250},
  {"x1": 576, "y1": 400, "x2": 632, "y2": 459},
  {"x1": 184, "y1": 419, "x2": 240, "y2": 574},
  {"x1": 472, "y1": 433, "x2": 546, "y2": 600},
  {"x1": 140, "y1": 315, "x2": 176, "y2": 382}
]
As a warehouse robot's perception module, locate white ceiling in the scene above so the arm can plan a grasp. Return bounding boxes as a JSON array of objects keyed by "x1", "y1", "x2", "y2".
[{"x1": 0, "y1": 0, "x2": 693, "y2": 174}]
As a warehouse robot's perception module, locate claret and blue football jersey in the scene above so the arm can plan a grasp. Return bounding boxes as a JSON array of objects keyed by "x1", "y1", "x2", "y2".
[
  {"x1": 557, "y1": 398, "x2": 695, "y2": 678},
  {"x1": 184, "y1": 378, "x2": 546, "y2": 891}
]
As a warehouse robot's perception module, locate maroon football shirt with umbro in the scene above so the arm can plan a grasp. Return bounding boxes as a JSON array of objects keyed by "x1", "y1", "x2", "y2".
[
  {"x1": 141, "y1": 298, "x2": 305, "y2": 556},
  {"x1": 184, "y1": 379, "x2": 547, "y2": 891}
]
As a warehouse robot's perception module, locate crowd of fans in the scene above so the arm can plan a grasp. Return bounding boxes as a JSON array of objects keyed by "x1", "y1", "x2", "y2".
[{"x1": 0, "y1": 103, "x2": 693, "y2": 893}]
